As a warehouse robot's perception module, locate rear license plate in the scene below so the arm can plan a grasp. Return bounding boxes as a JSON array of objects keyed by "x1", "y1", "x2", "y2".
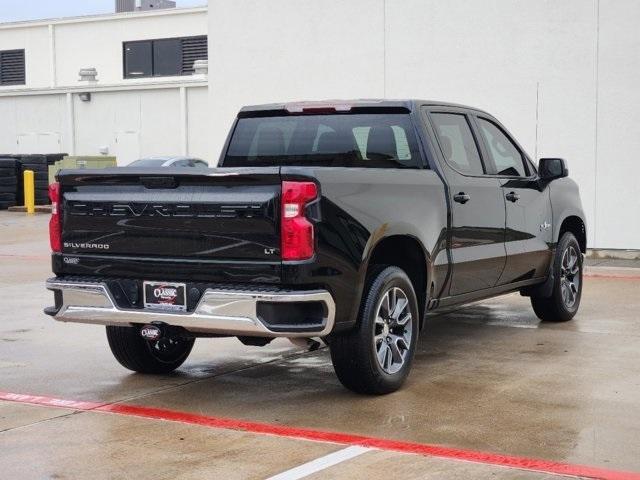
[{"x1": 143, "y1": 281, "x2": 187, "y2": 312}]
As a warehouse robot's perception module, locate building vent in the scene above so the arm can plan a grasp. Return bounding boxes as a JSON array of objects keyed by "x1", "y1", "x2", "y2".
[
  {"x1": 181, "y1": 36, "x2": 208, "y2": 75},
  {"x1": 79, "y1": 67, "x2": 98, "y2": 82},
  {"x1": 0, "y1": 49, "x2": 26, "y2": 86},
  {"x1": 115, "y1": 0, "x2": 135, "y2": 12}
]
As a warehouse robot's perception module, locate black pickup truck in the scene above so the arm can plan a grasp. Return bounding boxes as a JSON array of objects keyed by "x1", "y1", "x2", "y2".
[{"x1": 45, "y1": 100, "x2": 586, "y2": 394}]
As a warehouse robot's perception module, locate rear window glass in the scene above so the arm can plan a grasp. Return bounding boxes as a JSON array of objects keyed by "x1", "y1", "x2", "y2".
[
  {"x1": 127, "y1": 159, "x2": 166, "y2": 167},
  {"x1": 223, "y1": 114, "x2": 421, "y2": 168}
]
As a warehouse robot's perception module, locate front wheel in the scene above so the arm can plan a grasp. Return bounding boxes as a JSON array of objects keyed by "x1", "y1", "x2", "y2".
[
  {"x1": 531, "y1": 232, "x2": 583, "y2": 322},
  {"x1": 106, "y1": 326, "x2": 195, "y2": 374},
  {"x1": 329, "y1": 266, "x2": 419, "y2": 395}
]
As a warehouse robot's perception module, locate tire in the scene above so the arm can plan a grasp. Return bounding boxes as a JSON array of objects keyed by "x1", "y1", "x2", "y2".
[
  {"x1": 0, "y1": 177, "x2": 17, "y2": 186},
  {"x1": 106, "y1": 326, "x2": 195, "y2": 374},
  {"x1": 0, "y1": 201, "x2": 17, "y2": 210},
  {"x1": 20, "y1": 164, "x2": 48, "y2": 173},
  {"x1": 0, "y1": 158, "x2": 18, "y2": 168},
  {"x1": 20, "y1": 155, "x2": 47, "y2": 165},
  {"x1": 0, "y1": 185, "x2": 17, "y2": 194},
  {"x1": 531, "y1": 232, "x2": 583, "y2": 322},
  {"x1": 0, "y1": 193, "x2": 16, "y2": 201},
  {"x1": 329, "y1": 265, "x2": 419, "y2": 395},
  {"x1": 0, "y1": 168, "x2": 16, "y2": 176}
]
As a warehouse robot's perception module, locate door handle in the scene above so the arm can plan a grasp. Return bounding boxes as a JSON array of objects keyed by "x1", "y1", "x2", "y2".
[
  {"x1": 505, "y1": 191, "x2": 520, "y2": 203},
  {"x1": 453, "y1": 192, "x2": 470, "y2": 204}
]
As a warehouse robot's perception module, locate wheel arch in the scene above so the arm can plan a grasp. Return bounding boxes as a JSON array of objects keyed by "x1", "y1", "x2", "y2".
[
  {"x1": 558, "y1": 215, "x2": 587, "y2": 253},
  {"x1": 549, "y1": 177, "x2": 587, "y2": 254},
  {"x1": 360, "y1": 234, "x2": 430, "y2": 329}
]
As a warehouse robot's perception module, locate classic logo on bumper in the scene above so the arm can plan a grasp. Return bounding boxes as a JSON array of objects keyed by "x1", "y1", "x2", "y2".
[{"x1": 153, "y1": 286, "x2": 178, "y2": 303}]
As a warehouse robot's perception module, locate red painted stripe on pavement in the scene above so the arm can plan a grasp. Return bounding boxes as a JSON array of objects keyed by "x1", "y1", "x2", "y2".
[
  {"x1": 2, "y1": 391, "x2": 639, "y2": 480},
  {"x1": 0, "y1": 392, "x2": 105, "y2": 410},
  {"x1": 584, "y1": 273, "x2": 640, "y2": 280}
]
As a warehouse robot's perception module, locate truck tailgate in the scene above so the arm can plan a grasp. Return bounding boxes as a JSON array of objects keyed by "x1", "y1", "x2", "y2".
[{"x1": 58, "y1": 167, "x2": 281, "y2": 262}]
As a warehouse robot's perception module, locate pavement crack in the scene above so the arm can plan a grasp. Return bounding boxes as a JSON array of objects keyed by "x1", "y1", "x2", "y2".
[
  {"x1": 0, "y1": 409, "x2": 83, "y2": 435},
  {"x1": 0, "y1": 347, "x2": 325, "y2": 434},
  {"x1": 87, "y1": 346, "x2": 327, "y2": 408}
]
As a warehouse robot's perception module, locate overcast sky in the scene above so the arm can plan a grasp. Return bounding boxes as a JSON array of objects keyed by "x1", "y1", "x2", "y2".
[{"x1": 0, "y1": 0, "x2": 207, "y2": 23}]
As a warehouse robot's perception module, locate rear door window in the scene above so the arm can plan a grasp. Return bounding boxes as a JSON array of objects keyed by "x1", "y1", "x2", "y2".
[
  {"x1": 223, "y1": 113, "x2": 421, "y2": 168},
  {"x1": 430, "y1": 113, "x2": 484, "y2": 175}
]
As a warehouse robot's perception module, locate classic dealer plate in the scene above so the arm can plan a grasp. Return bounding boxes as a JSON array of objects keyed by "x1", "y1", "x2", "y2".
[{"x1": 143, "y1": 281, "x2": 187, "y2": 312}]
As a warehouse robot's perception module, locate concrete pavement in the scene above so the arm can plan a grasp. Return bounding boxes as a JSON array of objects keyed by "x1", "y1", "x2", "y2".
[{"x1": 1, "y1": 211, "x2": 639, "y2": 479}]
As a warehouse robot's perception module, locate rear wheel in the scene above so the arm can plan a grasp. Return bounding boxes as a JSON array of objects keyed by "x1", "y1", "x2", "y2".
[
  {"x1": 329, "y1": 266, "x2": 419, "y2": 395},
  {"x1": 106, "y1": 326, "x2": 194, "y2": 374},
  {"x1": 531, "y1": 232, "x2": 583, "y2": 322}
]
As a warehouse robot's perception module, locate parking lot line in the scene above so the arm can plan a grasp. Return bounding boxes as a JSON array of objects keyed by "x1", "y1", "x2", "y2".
[
  {"x1": 265, "y1": 446, "x2": 371, "y2": 480},
  {"x1": 2, "y1": 391, "x2": 639, "y2": 480}
]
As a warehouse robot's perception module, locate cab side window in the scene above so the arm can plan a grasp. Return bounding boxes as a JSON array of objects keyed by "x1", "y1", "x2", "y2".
[
  {"x1": 476, "y1": 118, "x2": 527, "y2": 177},
  {"x1": 430, "y1": 113, "x2": 484, "y2": 176}
]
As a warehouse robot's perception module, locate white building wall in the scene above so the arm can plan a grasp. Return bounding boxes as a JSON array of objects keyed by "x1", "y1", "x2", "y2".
[
  {"x1": 207, "y1": 0, "x2": 385, "y2": 162},
  {"x1": 208, "y1": 0, "x2": 640, "y2": 250},
  {"x1": 595, "y1": 0, "x2": 640, "y2": 250},
  {"x1": 53, "y1": 11, "x2": 207, "y2": 86},
  {"x1": 186, "y1": 86, "x2": 210, "y2": 160},
  {"x1": 73, "y1": 88, "x2": 194, "y2": 164},
  {"x1": 0, "y1": 8, "x2": 209, "y2": 165},
  {"x1": 0, "y1": 94, "x2": 67, "y2": 153},
  {"x1": 0, "y1": 25, "x2": 51, "y2": 88}
]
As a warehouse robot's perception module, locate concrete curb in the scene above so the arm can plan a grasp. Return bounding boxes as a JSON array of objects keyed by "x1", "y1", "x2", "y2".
[
  {"x1": 587, "y1": 248, "x2": 640, "y2": 261},
  {"x1": 7, "y1": 205, "x2": 52, "y2": 213}
]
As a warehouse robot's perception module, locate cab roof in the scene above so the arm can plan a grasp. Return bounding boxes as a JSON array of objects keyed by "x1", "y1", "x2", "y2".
[{"x1": 238, "y1": 99, "x2": 491, "y2": 116}]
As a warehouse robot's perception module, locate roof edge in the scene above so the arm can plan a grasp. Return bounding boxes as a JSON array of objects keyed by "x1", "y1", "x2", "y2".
[{"x1": 0, "y1": 5, "x2": 207, "y2": 30}]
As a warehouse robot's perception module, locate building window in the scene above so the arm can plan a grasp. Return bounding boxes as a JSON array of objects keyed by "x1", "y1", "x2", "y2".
[
  {"x1": 0, "y1": 49, "x2": 26, "y2": 86},
  {"x1": 123, "y1": 36, "x2": 207, "y2": 78}
]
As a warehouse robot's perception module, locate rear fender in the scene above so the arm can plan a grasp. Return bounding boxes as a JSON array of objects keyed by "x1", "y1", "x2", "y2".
[{"x1": 348, "y1": 223, "x2": 433, "y2": 327}]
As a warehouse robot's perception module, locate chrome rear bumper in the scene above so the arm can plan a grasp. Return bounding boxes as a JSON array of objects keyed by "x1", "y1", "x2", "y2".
[{"x1": 45, "y1": 279, "x2": 335, "y2": 337}]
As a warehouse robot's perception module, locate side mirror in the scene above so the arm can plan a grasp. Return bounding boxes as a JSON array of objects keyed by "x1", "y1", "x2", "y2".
[{"x1": 539, "y1": 158, "x2": 568, "y2": 181}]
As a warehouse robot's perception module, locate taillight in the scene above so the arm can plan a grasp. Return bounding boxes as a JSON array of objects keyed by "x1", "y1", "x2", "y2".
[
  {"x1": 49, "y1": 182, "x2": 62, "y2": 252},
  {"x1": 281, "y1": 181, "x2": 318, "y2": 261}
]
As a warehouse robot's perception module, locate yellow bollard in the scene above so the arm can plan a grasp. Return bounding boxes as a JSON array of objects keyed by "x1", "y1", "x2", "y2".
[{"x1": 23, "y1": 170, "x2": 35, "y2": 214}]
